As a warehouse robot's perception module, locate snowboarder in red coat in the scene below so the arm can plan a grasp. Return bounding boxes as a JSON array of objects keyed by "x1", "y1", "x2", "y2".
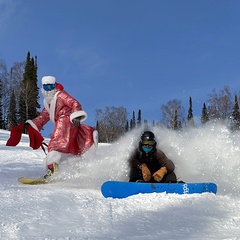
[{"x1": 26, "y1": 76, "x2": 98, "y2": 178}]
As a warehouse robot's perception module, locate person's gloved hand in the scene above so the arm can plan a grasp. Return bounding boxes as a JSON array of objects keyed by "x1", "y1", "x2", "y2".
[
  {"x1": 153, "y1": 167, "x2": 167, "y2": 182},
  {"x1": 72, "y1": 117, "x2": 81, "y2": 126},
  {"x1": 140, "y1": 163, "x2": 151, "y2": 182}
]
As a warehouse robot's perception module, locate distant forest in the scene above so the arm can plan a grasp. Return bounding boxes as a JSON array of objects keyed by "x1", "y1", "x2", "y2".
[{"x1": 1, "y1": 52, "x2": 240, "y2": 143}]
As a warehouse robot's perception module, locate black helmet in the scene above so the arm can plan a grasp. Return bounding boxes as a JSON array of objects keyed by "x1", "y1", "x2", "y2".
[{"x1": 140, "y1": 131, "x2": 156, "y2": 146}]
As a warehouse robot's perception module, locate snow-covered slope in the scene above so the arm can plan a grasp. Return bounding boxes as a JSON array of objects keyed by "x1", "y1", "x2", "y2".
[{"x1": 1, "y1": 124, "x2": 240, "y2": 240}]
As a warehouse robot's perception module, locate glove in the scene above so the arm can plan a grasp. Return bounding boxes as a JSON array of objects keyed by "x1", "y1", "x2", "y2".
[
  {"x1": 72, "y1": 117, "x2": 81, "y2": 126},
  {"x1": 153, "y1": 167, "x2": 167, "y2": 182},
  {"x1": 140, "y1": 164, "x2": 151, "y2": 182}
]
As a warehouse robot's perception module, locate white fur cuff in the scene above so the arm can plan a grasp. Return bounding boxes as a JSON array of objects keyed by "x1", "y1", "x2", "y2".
[
  {"x1": 70, "y1": 110, "x2": 87, "y2": 123},
  {"x1": 25, "y1": 120, "x2": 39, "y2": 132}
]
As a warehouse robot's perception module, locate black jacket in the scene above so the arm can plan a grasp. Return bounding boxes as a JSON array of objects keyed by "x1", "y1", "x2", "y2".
[{"x1": 129, "y1": 144, "x2": 175, "y2": 176}]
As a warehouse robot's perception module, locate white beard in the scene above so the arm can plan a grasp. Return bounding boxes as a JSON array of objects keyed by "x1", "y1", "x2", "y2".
[{"x1": 41, "y1": 88, "x2": 57, "y2": 104}]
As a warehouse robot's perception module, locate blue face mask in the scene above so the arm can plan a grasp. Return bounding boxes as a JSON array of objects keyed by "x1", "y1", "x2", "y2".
[{"x1": 142, "y1": 146, "x2": 153, "y2": 153}]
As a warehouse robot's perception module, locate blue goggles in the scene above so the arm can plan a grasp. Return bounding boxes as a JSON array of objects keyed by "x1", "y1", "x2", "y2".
[{"x1": 43, "y1": 84, "x2": 55, "y2": 91}]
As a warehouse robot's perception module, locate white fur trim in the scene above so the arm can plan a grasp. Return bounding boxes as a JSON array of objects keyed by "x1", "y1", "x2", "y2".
[
  {"x1": 43, "y1": 157, "x2": 48, "y2": 170},
  {"x1": 44, "y1": 150, "x2": 62, "y2": 169},
  {"x1": 25, "y1": 120, "x2": 39, "y2": 132},
  {"x1": 43, "y1": 91, "x2": 59, "y2": 123},
  {"x1": 49, "y1": 92, "x2": 58, "y2": 122},
  {"x1": 42, "y1": 76, "x2": 56, "y2": 85},
  {"x1": 70, "y1": 110, "x2": 87, "y2": 123}
]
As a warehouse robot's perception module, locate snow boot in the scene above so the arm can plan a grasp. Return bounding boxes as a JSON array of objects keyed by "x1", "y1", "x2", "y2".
[{"x1": 43, "y1": 162, "x2": 59, "y2": 179}]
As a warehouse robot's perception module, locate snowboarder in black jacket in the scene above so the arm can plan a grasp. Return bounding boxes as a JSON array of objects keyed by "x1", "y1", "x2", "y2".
[{"x1": 128, "y1": 131, "x2": 178, "y2": 183}]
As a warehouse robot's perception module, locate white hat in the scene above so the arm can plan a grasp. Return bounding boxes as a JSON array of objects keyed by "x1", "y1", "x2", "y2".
[{"x1": 42, "y1": 76, "x2": 56, "y2": 85}]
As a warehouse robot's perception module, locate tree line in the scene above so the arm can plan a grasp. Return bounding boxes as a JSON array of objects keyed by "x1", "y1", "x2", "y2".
[
  {"x1": 1, "y1": 52, "x2": 240, "y2": 143},
  {"x1": 0, "y1": 52, "x2": 40, "y2": 132},
  {"x1": 95, "y1": 86, "x2": 240, "y2": 142}
]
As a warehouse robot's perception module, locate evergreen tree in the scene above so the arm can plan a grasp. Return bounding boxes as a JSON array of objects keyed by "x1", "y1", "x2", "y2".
[
  {"x1": 7, "y1": 89, "x2": 18, "y2": 130},
  {"x1": 96, "y1": 120, "x2": 103, "y2": 143},
  {"x1": 230, "y1": 94, "x2": 240, "y2": 131},
  {"x1": 137, "y1": 109, "x2": 142, "y2": 128},
  {"x1": 130, "y1": 119, "x2": 133, "y2": 129},
  {"x1": 19, "y1": 52, "x2": 40, "y2": 127},
  {"x1": 0, "y1": 79, "x2": 3, "y2": 129},
  {"x1": 201, "y1": 103, "x2": 209, "y2": 125},
  {"x1": 187, "y1": 96, "x2": 195, "y2": 127},
  {"x1": 125, "y1": 120, "x2": 129, "y2": 132},
  {"x1": 131, "y1": 111, "x2": 136, "y2": 129}
]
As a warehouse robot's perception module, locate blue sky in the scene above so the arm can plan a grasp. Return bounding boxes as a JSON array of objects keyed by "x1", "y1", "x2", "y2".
[{"x1": 1, "y1": 0, "x2": 240, "y2": 136}]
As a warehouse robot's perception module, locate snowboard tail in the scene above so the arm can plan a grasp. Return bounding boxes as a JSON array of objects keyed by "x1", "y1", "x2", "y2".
[{"x1": 101, "y1": 181, "x2": 217, "y2": 198}]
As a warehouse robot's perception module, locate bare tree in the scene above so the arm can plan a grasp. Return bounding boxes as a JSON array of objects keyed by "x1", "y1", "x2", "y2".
[
  {"x1": 230, "y1": 94, "x2": 240, "y2": 131},
  {"x1": 95, "y1": 106, "x2": 128, "y2": 143},
  {"x1": 10, "y1": 61, "x2": 25, "y2": 112},
  {"x1": 207, "y1": 86, "x2": 232, "y2": 122},
  {"x1": 0, "y1": 59, "x2": 9, "y2": 127},
  {"x1": 161, "y1": 99, "x2": 185, "y2": 129}
]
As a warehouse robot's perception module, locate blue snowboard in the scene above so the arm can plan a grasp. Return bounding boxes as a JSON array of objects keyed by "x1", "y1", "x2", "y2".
[{"x1": 101, "y1": 181, "x2": 217, "y2": 198}]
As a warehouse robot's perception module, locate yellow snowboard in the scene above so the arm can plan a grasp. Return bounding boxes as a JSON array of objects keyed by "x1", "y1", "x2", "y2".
[{"x1": 18, "y1": 177, "x2": 52, "y2": 185}]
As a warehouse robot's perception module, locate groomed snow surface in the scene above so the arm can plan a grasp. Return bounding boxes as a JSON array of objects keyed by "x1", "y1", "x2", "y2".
[{"x1": 1, "y1": 124, "x2": 240, "y2": 240}]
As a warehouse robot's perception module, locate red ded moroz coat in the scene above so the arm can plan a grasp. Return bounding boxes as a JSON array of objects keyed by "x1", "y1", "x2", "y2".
[{"x1": 27, "y1": 83, "x2": 96, "y2": 156}]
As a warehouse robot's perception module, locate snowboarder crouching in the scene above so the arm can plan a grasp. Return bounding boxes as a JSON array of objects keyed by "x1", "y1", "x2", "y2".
[{"x1": 128, "y1": 131, "x2": 178, "y2": 183}]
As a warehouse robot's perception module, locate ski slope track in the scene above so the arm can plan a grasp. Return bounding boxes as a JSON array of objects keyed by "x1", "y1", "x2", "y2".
[{"x1": 1, "y1": 123, "x2": 240, "y2": 240}]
